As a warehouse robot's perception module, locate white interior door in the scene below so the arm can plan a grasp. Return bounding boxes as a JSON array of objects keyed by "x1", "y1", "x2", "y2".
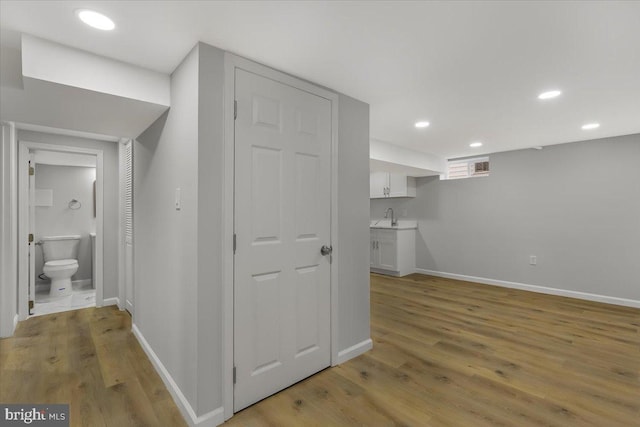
[{"x1": 234, "y1": 68, "x2": 332, "y2": 411}]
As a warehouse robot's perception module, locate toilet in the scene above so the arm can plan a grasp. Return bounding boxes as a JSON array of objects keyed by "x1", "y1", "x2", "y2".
[{"x1": 41, "y1": 235, "x2": 81, "y2": 297}]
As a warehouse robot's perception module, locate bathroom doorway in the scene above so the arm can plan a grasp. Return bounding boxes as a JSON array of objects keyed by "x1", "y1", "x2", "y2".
[{"x1": 17, "y1": 141, "x2": 104, "y2": 319}]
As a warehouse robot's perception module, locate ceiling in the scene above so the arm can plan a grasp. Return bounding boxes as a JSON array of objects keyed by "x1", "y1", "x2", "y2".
[{"x1": 1, "y1": 1, "x2": 639, "y2": 159}]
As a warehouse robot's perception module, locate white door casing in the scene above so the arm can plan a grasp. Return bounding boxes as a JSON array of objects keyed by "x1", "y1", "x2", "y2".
[
  {"x1": 233, "y1": 68, "x2": 332, "y2": 411},
  {"x1": 17, "y1": 140, "x2": 105, "y2": 319},
  {"x1": 17, "y1": 144, "x2": 30, "y2": 319},
  {"x1": 28, "y1": 153, "x2": 35, "y2": 314}
]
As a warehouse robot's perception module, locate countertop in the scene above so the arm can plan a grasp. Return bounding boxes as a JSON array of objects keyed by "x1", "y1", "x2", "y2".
[{"x1": 370, "y1": 219, "x2": 418, "y2": 230}]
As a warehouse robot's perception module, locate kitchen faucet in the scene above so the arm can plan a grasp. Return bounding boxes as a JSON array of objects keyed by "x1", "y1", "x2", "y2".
[{"x1": 384, "y1": 208, "x2": 397, "y2": 226}]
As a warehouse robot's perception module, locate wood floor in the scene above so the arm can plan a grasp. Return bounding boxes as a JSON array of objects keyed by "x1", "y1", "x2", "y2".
[
  {"x1": 0, "y1": 307, "x2": 186, "y2": 427},
  {"x1": 2, "y1": 273, "x2": 639, "y2": 426},
  {"x1": 227, "y1": 273, "x2": 639, "y2": 426}
]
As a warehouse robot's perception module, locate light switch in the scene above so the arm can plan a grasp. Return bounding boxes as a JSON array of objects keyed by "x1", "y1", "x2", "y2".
[{"x1": 175, "y1": 188, "x2": 181, "y2": 210}]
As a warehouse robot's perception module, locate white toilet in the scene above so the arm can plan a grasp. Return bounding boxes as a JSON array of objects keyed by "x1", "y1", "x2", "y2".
[{"x1": 42, "y1": 235, "x2": 81, "y2": 297}]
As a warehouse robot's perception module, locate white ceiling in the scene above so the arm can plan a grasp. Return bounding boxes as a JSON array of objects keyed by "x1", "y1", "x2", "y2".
[{"x1": 1, "y1": 1, "x2": 639, "y2": 159}]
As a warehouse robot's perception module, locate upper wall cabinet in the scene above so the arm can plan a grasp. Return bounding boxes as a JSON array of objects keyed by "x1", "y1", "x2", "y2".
[{"x1": 370, "y1": 172, "x2": 416, "y2": 198}]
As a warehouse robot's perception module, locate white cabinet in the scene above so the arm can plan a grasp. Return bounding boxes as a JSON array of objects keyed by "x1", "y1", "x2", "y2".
[
  {"x1": 370, "y1": 172, "x2": 416, "y2": 199},
  {"x1": 370, "y1": 228, "x2": 415, "y2": 276}
]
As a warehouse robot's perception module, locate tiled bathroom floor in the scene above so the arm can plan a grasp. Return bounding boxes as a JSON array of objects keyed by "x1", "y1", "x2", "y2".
[{"x1": 33, "y1": 281, "x2": 96, "y2": 316}]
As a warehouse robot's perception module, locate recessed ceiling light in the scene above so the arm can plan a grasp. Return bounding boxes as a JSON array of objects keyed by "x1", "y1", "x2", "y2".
[
  {"x1": 538, "y1": 90, "x2": 562, "y2": 100},
  {"x1": 76, "y1": 9, "x2": 115, "y2": 31},
  {"x1": 581, "y1": 123, "x2": 600, "y2": 130},
  {"x1": 414, "y1": 121, "x2": 430, "y2": 128},
  {"x1": 469, "y1": 142, "x2": 483, "y2": 148}
]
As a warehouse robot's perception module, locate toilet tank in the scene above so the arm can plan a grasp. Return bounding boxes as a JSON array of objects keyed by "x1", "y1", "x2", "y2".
[{"x1": 42, "y1": 235, "x2": 81, "y2": 262}]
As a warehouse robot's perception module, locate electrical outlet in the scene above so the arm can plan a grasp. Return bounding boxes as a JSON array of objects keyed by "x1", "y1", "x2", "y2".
[{"x1": 529, "y1": 255, "x2": 537, "y2": 265}]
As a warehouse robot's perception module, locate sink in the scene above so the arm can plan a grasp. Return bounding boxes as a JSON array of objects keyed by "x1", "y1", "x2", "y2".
[{"x1": 370, "y1": 219, "x2": 417, "y2": 229}]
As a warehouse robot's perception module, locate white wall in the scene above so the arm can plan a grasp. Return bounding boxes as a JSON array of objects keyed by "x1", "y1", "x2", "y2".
[
  {"x1": 135, "y1": 42, "x2": 231, "y2": 419},
  {"x1": 135, "y1": 44, "x2": 200, "y2": 412},
  {"x1": 17, "y1": 130, "x2": 119, "y2": 299},
  {"x1": 0, "y1": 122, "x2": 18, "y2": 338},
  {"x1": 337, "y1": 94, "x2": 372, "y2": 352},
  {"x1": 34, "y1": 164, "x2": 96, "y2": 282},
  {"x1": 1, "y1": 36, "x2": 170, "y2": 139},
  {"x1": 196, "y1": 43, "x2": 225, "y2": 415},
  {"x1": 21, "y1": 34, "x2": 170, "y2": 107},
  {"x1": 371, "y1": 134, "x2": 640, "y2": 304},
  {"x1": 370, "y1": 138, "x2": 445, "y2": 176}
]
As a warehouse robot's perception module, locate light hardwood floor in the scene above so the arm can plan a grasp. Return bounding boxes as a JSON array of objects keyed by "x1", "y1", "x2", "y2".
[
  {"x1": 227, "y1": 273, "x2": 640, "y2": 426},
  {"x1": 0, "y1": 307, "x2": 186, "y2": 427},
  {"x1": 2, "y1": 274, "x2": 639, "y2": 426}
]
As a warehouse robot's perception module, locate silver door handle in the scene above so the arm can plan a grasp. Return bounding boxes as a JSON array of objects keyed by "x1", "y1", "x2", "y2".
[{"x1": 321, "y1": 245, "x2": 333, "y2": 256}]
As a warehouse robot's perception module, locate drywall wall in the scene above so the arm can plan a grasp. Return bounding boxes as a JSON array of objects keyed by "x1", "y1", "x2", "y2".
[
  {"x1": 337, "y1": 94, "x2": 372, "y2": 352},
  {"x1": 0, "y1": 122, "x2": 18, "y2": 338},
  {"x1": 371, "y1": 134, "x2": 640, "y2": 302},
  {"x1": 196, "y1": 43, "x2": 225, "y2": 415},
  {"x1": 17, "y1": 130, "x2": 119, "y2": 299},
  {"x1": 22, "y1": 34, "x2": 170, "y2": 106},
  {"x1": 370, "y1": 138, "x2": 445, "y2": 176},
  {"x1": 34, "y1": 164, "x2": 96, "y2": 282},
  {"x1": 1, "y1": 35, "x2": 171, "y2": 138},
  {"x1": 135, "y1": 44, "x2": 200, "y2": 412}
]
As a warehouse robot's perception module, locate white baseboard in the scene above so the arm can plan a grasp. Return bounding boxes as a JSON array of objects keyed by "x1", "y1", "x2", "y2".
[
  {"x1": 415, "y1": 268, "x2": 640, "y2": 309},
  {"x1": 132, "y1": 324, "x2": 225, "y2": 427},
  {"x1": 0, "y1": 314, "x2": 19, "y2": 339},
  {"x1": 335, "y1": 338, "x2": 373, "y2": 365},
  {"x1": 74, "y1": 279, "x2": 93, "y2": 287},
  {"x1": 102, "y1": 297, "x2": 119, "y2": 307}
]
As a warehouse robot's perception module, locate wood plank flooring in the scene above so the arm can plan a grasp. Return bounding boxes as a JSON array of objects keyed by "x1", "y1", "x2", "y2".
[
  {"x1": 227, "y1": 273, "x2": 639, "y2": 426},
  {"x1": 1, "y1": 274, "x2": 639, "y2": 426},
  {"x1": 0, "y1": 307, "x2": 186, "y2": 427}
]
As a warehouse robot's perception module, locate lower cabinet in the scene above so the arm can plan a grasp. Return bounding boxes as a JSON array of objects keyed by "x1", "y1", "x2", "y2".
[{"x1": 370, "y1": 228, "x2": 415, "y2": 277}]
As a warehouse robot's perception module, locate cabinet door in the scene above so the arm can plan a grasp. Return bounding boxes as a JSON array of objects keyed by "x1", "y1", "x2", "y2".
[
  {"x1": 370, "y1": 172, "x2": 389, "y2": 198},
  {"x1": 387, "y1": 173, "x2": 408, "y2": 197},
  {"x1": 370, "y1": 229, "x2": 378, "y2": 267},
  {"x1": 377, "y1": 230, "x2": 398, "y2": 271}
]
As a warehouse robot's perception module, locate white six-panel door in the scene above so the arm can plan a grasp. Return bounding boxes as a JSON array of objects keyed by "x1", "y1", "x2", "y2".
[{"x1": 233, "y1": 68, "x2": 332, "y2": 411}]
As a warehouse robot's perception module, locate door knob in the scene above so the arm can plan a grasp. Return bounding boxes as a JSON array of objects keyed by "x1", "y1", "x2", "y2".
[{"x1": 320, "y1": 245, "x2": 333, "y2": 256}]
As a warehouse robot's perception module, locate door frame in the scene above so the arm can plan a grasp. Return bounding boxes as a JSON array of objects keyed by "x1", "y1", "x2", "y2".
[
  {"x1": 17, "y1": 140, "x2": 105, "y2": 319},
  {"x1": 222, "y1": 53, "x2": 340, "y2": 420}
]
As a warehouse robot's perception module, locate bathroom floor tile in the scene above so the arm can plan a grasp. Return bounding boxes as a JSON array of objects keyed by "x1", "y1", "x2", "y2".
[{"x1": 33, "y1": 282, "x2": 96, "y2": 317}]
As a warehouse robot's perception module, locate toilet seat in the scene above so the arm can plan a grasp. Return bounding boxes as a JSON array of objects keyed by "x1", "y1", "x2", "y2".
[{"x1": 44, "y1": 259, "x2": 78, "y2": 268}]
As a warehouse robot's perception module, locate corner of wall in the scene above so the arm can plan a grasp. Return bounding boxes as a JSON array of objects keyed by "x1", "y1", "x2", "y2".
[
  {"x1": 195, "y1": 42, "x2": 226, "y2": 416},
  {"x1": 132, "y1": 324, "x2": 225, "y2": 427},
  {"x1": 336, "y1": 93, "x2": 372, "y2": 355}
]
